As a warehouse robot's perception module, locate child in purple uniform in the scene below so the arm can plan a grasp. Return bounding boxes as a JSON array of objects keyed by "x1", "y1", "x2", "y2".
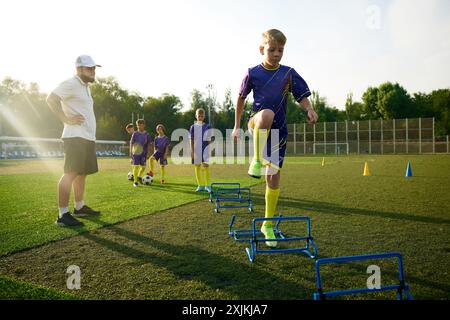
[
  {"x1": 130, "y1": 119, "x2": 152, "y2": 187},
  {"x1": 149, "y1": 124, "x2": 170, "y2": 184},
  {"x1": 190, "y1": 108, "x2": 212, "y2": 193},
  {"x1": 232, "y1": 29, "x2": 318, "y2": 247}
]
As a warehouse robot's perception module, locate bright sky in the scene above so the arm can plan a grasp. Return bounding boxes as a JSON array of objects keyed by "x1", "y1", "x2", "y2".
[{"x1": 0, "y1": 0, "x2": 449, "y2": 110}]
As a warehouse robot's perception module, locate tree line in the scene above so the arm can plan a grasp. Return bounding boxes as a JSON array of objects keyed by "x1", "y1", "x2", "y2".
[{"x1": 0, "y1": 76, "x2": 449, "y2": 141}]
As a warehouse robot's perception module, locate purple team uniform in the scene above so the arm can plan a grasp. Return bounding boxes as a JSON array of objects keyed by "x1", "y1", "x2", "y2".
[
  {"x1": 239, "y1": 64, "x2": 311, "y2": 169},
  {"x1": 152, "y1": 135, "x2": 170, "y2": 165},
  {"x1": 130, "y1": 131, "x2": 152, "y2": 166},
  {"x1": 189, "y1": 123, "x2": 211, "y2": 164}
]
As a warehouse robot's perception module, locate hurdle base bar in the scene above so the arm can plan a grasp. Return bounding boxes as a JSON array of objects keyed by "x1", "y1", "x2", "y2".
[
  {"x1": 229, "y1": 215, "x2": 318, "y2": 263},
  {"x1": 313, "y1": 252, "x2": 414, "y2": 300},
  {"x1": 213, "y1": 187, "x2": 253, "y2": 213},
  {"x1": 209, "y1": 182, "x2": 241, "y2": 203}
]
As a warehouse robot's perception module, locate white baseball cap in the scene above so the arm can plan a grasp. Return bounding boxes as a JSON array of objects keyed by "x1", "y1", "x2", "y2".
[{"x1": 75, "y1": 55, "x2": 102, "y2": 68}]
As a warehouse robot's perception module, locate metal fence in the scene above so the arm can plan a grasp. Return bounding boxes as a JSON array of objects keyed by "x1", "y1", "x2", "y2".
[{"x1": 287, "y1": 118, "x2": 449, "y2": 155}]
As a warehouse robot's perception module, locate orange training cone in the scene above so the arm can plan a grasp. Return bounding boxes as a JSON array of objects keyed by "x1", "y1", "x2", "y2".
[{"x1": 363, "y1": 161, "x2": 370, "y2": 176}]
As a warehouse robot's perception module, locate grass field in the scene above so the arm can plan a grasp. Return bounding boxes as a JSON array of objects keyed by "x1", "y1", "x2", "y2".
[{"x1": 0, "y1": 155, "x2": 449, "y2": 300}]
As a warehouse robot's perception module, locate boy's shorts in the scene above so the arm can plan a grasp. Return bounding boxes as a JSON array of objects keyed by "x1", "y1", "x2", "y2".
[
  {"x1": 152, "y1": 151, "x2": 168, "y2": 166},
  {"x1": 132, "y1": 154, "x2": 147, "y2": 166},
  {"x1": 192, "y1": 145, "x2": 209, "y2": 165},
  {"x1": 265, "y1": 127, "x2": 288, "y2": 170},
  {"x1": 63, "y1": 137, "x2": 98, "y2": 175},
  {"x1": 248, "y1": 115, "x2": 288, "y2": 171}
]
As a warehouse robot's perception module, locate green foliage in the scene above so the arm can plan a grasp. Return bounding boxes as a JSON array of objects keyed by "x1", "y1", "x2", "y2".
[
  {"x1": 91, "y1": 77, "x2": 143, "y2": 141},
  {"x1": 345, "y1": 93, "x2": 363, "y2": 120},
  {"x1": 376, "y1": 82, "x2": 412, "y2": 119},
  {"x1": 287, "y1": 94, "x2": 307, "y2": 123},
  {"x1": 311, "y1": 91, "x2": 346, "y2": 122},
  {"x1": 429, "y1": 89, "x2": 450, "y2": 136},
  {"x1": 177, "y1": 89, "x2": 209, "y2": 131},
  {"x1": 362, "y1": 86, "x2": 382, "y2": 119},
  {"x1": 0, "y1": 77, "x2": 62, "y2": 137},
  {"x1": 143, "y1": 94, "x2": 183, "y2": 135},
  {"x1": 96, "y1": 113, "x2": 122, "y2": 140},
  {"x1": 215, "y1": 88, "x2": 235, "y2": 134},
  {"x1": 1, "y1": 76, "x2": 449, "y2": 140}
]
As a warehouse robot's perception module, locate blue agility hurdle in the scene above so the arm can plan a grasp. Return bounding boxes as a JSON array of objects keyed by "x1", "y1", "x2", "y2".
[
  {"x1": 209, "y1": 182, "x2": 253, "y2": 213},
  {"x1": 229, "y1": 214, "x2": 318, "y2": 263},
  {"x1": 313, "y1": 252, "x2": 414, "y2": 300},
  {"x1": 209, "y1": 183, "x2": 241, "y2": 203}
]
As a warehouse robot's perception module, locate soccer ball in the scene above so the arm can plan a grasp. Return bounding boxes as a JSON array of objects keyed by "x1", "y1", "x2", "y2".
[
  {"x1": 127, "y1": 172, "x2": 134, "y2": 181},
  {"x1": 142, "y1": 175, "x2": 153, "y2": 185}
]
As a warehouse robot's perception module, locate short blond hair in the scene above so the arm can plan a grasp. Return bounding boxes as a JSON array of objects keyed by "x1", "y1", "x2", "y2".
[
  {"x1": 196, "y1": 108, "x2": 205, "y2": 115},
  {"x1": 261, "y1": 29, "x2": 287, "y2": 46},
  {"x1": 156, "y1": 124, "x2": 166, "y2": 134}
]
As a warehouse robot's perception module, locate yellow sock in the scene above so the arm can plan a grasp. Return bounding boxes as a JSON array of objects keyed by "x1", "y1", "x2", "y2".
[
  {"x1": 133, "y1": 165, "x2": 140, "y2": 183},
  {"x1": 150, "y1": 158, "x2": 155, "y2": 173},
  {"x1": 161, "y1": 165, "x2": 165, "y2": 180},
  {"x1": 194, "y1": 165, "x2": 204, "y2": 187},
  {"x1": 138, "y1": 165, "x2": 146, "y2": 178},
  {"x1": 263, "y1": 186, "x2": 280, "y2": 228},
  {"x1": 253, "y1": 127, "x2": 270, "y2": 162},
  {"x1": 203, "y1": 166, "x2": 210, "y2": 186}
]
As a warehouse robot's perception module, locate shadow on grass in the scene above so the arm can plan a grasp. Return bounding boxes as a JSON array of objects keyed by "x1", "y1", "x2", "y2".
[
  {"x1": 320, "y1": 259, "x2": 450, "y2": 299},
  {"x1": 148, "y1": 182, "x2": 208, "y2": 196},
  {"x1": 145, "y1": 180, "x2": 262, "y2": 199},
  {"x1": 81, "y1": 222, "x2": 313, "y2": 299},
  {"x1": 249, "y1": 194, "x2": 450, "y2": 226}
]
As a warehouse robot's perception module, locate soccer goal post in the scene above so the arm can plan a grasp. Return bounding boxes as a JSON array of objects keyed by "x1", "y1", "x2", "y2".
[{"x1": 313, "y1": 143, "x2": 349, "y2": 155}]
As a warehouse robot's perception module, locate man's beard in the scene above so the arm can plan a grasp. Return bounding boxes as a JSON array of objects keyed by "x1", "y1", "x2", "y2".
[{"x1": 79, "y1": 74, "x2": 95, "y2": 83}]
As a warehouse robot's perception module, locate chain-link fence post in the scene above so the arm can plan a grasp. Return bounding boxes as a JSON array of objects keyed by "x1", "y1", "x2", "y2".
[
  {"x1": 447, "y1": 135, "x2": 449, "y2": 154},
  {"x1": 419, "y1": 117, "x2": 422, "y2": 154},
  {"x1": 304, "y1": 123, "x2": 306, "y2": 154},
  {"x1": 345, "y1": 120, "x2": 349, "y2": 153},
  {"x1": 293, "y1": 123, "x2": 296, "y2": 155},
  {"x1": 335, "y1": 121, "x2": 338, "y2": 154},
  {"x1": 406, "y1": 118, "x2": 409, "y2": 154},
  {"x1": 433, "y1": 117, "x2": 435, "y2": 154},
  {"x1": 393, "y1": 119, "x2": 396, "y2": 154},
  {"x1": 313, "y1": 123, "x2": 316, "y2": 155},
  {"x1": 357, "y1": 121, "x2": 360, "y2": 154}
]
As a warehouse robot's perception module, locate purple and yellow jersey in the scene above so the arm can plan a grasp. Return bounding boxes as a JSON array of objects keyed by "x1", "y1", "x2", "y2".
[
  {"x1": 189, "y1": 122, "x2": 211, "y2": 164},
  {"x1": 189, "y1": 123, "x2": 211, "y2": 149},
  {"x1": 239, "y1": 64, "x2": 311, "y2": 129},
  {"x1": 154, "y1": 135, "x2": 170, "y2": 154},
  {"x1": 130, "y1": 131, "x2": 151, "y2": 156}
]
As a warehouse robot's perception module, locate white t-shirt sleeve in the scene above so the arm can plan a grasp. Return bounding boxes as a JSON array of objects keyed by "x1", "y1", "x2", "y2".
[{"x1": 52, "y1": 79, "x2": 75, "y2": 100}]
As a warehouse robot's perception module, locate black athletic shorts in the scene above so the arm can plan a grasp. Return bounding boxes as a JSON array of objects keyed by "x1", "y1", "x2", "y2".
[{"x1": 63, "y1": 137, "x2": 98, "y2": 175}]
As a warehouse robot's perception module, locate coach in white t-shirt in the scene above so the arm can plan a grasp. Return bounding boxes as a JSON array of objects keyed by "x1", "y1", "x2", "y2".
[{"x1": 46, "y1": 55, "x2": 102, "y2": 227}]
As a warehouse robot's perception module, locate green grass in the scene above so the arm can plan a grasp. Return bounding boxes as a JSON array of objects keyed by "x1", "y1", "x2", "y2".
[
  {"x1": 0, "y1": 275, "x2": 80, "y2": 300},
  {"x1": 0, "y1": 158, "x2": 259, "y2": 256},
  {"x1": 0, "y1": 155, "x2": 450, "y2": 300}
]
